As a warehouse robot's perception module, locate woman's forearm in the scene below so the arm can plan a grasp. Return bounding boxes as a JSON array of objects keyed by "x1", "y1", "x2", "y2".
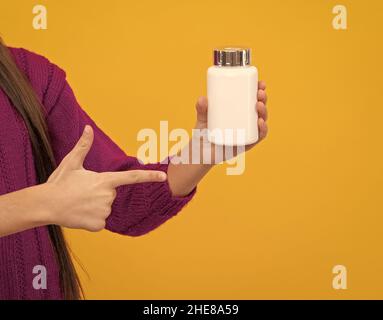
[
  {"x1": 0, "y1": 184, "x2": 50, "y2": 237},
  {"x1": 167, "y1": 162, "x2": 212, "y2": 197},
  {"x1": 167, "y1": 140, "x2": 214, "y2": 197}
]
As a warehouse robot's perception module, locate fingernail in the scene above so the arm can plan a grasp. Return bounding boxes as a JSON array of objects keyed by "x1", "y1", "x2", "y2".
[
  {"x1": 84, "y1": 125, "x2": 91, "y2": 134},
  {"x1": 159, "y1": 172, "x2": 167, "y2": 181}
]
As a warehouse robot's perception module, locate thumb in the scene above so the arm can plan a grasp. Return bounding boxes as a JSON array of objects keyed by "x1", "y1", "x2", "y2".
[
  {"x1": 195, "y1": 96, "x2": 208, "y2": 129},
  {"x1": 63, "y1": 125, "x2": 94, "y2": 170}
]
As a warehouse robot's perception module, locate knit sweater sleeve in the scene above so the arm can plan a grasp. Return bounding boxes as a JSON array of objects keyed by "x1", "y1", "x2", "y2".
[{"x1": 43, "y1": 63, "x2": 196, "y2": 236}]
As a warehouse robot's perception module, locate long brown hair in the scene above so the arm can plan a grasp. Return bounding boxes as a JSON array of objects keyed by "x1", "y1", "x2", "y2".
[{"x1": 0, "y1": 39, "x2": 83, "y2": 299}]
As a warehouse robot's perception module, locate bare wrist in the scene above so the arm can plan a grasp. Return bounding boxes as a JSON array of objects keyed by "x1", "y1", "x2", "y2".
[{"x1": 30, "y1": 183, "x2": 57, "y2": 226}]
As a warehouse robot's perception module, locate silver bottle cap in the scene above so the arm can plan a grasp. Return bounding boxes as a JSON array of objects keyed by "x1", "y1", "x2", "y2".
[{"x1": 213, "y1": 47, "x2": 251, "y2": 67}]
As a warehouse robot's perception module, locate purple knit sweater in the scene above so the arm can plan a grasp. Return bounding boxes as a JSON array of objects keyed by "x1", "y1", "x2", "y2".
[{"x1": 0, "y1": 47, "x2": 196, "y2": 299}]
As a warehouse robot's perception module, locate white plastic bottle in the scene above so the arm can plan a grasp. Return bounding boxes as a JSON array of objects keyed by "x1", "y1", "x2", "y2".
[{"x1": 207, "y1": 47, "x2": 258, "y2": 146}]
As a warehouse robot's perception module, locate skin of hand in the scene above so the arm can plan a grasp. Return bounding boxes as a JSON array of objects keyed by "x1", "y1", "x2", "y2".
[
  {"x1": 167, "y1": 81, "x2": 268, "y2": 196},
  {"x1": 43, "y1": 125, "x2": 167, "y2": 232}
]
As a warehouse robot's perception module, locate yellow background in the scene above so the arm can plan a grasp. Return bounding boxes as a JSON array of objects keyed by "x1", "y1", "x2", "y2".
[{"x1": 1, "y1": 0, "x2": 383, "y2": 299}]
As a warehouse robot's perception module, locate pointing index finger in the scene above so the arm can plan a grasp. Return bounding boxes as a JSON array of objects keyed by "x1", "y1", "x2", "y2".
[{"x1": 102, "y1": 170, "x2": 167, "y2": 188}]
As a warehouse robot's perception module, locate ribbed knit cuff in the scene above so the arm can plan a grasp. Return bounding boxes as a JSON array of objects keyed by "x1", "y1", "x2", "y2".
[{"x1": 106, "y1": 160, "x2": 196, "y2": 236}]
